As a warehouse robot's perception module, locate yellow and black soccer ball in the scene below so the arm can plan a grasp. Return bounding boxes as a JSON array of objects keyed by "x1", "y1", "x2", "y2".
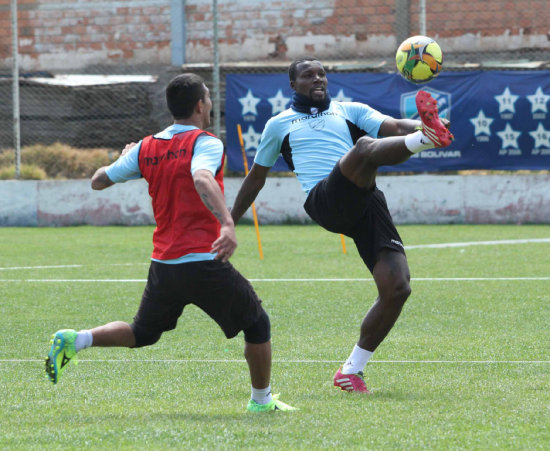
[{"x1": 395, "y1": 35, "x2": 443, "y2": 84}]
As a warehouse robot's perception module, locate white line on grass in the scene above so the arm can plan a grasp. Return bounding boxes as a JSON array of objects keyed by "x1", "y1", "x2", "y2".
[
  {"x1": 0, "y1": 238, "x2": 548, "y2": 272},
  {"x1": 405, "y1": 237, "x2": 550, "y2": 249},
  {"x1": 1, "y1": 277, "x2": 550, "y2": 282},
  {"x1": 0, "y1": 264, "x2": 83, "y2": 271},
  {"x1": 3, "y1": 359, "x2": 549, "y2": 364},
  {"x1": 0, "y1": 263, "x2": 145, "y2": 271}
]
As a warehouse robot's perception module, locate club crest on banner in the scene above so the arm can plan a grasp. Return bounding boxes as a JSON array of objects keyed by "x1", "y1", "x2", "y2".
[{"x1": 400, "y1": 87, "x2": 451, "y2": 121}]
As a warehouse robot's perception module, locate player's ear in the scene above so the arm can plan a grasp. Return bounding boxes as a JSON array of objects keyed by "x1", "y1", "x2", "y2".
[
  {"x1": 290, "y1": 80, "x2": 295, "y2": 90},
  {"x1": 195, "y1": 98, "x2": 204, "y2": 115}
]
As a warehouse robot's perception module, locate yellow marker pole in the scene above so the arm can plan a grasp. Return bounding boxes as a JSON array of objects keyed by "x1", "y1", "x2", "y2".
[
  {"x1": 340, "y1": 234, "x2": 347, "y2": 254},
  {"x1": 237, "y1": 124, "x2": 264, "y2": 260}
]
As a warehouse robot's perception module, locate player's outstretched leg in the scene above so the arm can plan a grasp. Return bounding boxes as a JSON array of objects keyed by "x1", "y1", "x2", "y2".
[
  {"x1": 416, "y1": 90, "x2": 454, "y2": 147},
  {"x1": 45, "y1": 329, "x2": 78, "y2": 384},
  {"x1": 247, "y1": 394, "x2": 298, "y2": 412},
  {"x1": 333, "y1": 367, "x2": 372, "y2": 394}
]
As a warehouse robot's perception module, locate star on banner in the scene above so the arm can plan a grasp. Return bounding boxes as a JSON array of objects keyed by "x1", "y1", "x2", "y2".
[
  {"x1": 495, "y1": 87, "x2": 519, "y2": 114},
  {"x1": 332, "y1": 89, "x2": 353, "y2": 102},
  {"x1": 529, "y1": 123, "x2": 550, "y2": 148},
  {"x1": 238, "y1": 89, "x2": 261, "y2": 115},
  {"x1": 267, "y1": 89, "x2": 291, "y2": 115},
  {"x1": 526, "y1": 87, "x2": 550, "y2": 114},
  {"x1": 496, "y1": 123, "x2": 521, "y2": 149},
  {"x1": 241, "y1": 125, "x2": 262, "y2": 150},
  {"x1": 469, "y1": 110, "x2": 494, "y2": 136}
]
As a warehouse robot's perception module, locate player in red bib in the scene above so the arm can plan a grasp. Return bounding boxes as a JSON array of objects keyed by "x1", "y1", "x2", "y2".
[{"x1": 45, "y1": 73, "x2": 295, "y2": 413}]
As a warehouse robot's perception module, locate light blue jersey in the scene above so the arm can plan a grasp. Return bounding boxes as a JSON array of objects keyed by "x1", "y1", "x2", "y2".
[
  {"x1": 104, "y1": 124, "x2": 224, "y2": 264},
  {"x1": 106, "y1": 124, "x2": 223, "y2": 182},
  {"x1": 254, "y1": 101, "x2": 390, "y2": 194}
]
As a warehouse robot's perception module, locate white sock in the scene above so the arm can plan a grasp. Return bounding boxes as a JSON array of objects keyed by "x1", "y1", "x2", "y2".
[
  {"x1": 75, "y1": 330, "x2": 93, "y2": 352},
  {"x1": 404, "y1": 130, "x2": 434, "y2": 154},
  {"x1": 342, "y1": 345, "x2": 373, "y2": 374},
  {"x1": 251, "y1": 385, "x2": 273, "y2": 405}
]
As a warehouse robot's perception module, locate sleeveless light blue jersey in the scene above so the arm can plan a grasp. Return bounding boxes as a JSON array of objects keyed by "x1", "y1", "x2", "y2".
[
  {"x1": 105, "y1": 124, "x2": 224, "y2": 264},
  {"x1": 254, "y1": 101, "x2": 390, "y2": 194}
]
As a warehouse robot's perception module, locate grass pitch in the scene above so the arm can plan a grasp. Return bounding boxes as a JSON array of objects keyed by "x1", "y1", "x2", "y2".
[{"x1": 0, "y1": 224, "x2": 549, "y2": 449}]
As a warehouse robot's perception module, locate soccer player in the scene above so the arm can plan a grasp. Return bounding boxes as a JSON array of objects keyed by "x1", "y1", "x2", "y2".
[
  {"x1": 230, "y1": 58, "x2": 453, "y2": 394},
  {"x1": 45, "y1": 73, "x2": 295, "y2": 413}
]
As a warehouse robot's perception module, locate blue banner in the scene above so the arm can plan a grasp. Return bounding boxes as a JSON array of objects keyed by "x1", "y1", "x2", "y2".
[{"x1": 225, "y1": 71, "x2": 550, "y2": 172}]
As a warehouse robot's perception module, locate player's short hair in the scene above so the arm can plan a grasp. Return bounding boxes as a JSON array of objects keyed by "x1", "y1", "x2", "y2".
[
  {"x1": 166, "y1": 73, "x2": 206, "y2": 119},
  {"x1": 288, "y1": 56, "x2": 322, "y2": 81}
]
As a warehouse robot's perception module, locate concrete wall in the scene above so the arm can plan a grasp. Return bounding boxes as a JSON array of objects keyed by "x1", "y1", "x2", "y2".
[{"x1": 1, "y1": 174, "x2": 549, "y2": 226}]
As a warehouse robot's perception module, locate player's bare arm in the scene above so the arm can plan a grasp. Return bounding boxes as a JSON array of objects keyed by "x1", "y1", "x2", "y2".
[
  {"x1": 91, "y1": 167, "x2": 115, "y2": 190},
  {"x1": 231, "y1": 163, "x2": 270, "y2": 224},
  {"x1": 193, "y1": 169, "x2": 237, "y2": 262}
]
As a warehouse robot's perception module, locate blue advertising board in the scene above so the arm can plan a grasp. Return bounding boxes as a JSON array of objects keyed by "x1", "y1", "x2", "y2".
[{"x1": 225, "y1": 71, "x2": 550, "y2": 172}]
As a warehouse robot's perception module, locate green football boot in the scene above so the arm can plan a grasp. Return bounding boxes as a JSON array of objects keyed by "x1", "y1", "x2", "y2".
[
  {"x1": 45, "y1": 329, "x2": 78, "y2": 384},
  {"x1": 247, "y1": 394, "x2": 297, "y2": 412}
]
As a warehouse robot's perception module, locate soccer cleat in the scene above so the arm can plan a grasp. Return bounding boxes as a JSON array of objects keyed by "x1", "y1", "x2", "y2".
[
  {"x1": 246, "y1": 394, "x2": 297, "y2": 412},
  {"x1": 45, "y1": 329, "x2": 78, "y2": 384},
  {"x1": 333, "y1": 367, "x2": 371, "y2": 394},
  {"x1": 415, "y1": 90, "x2": 454, "y2": 148}
]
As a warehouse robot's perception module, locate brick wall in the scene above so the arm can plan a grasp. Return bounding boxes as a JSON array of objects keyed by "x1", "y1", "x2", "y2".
[
  {"x1": 184, "y1": 0, "x2": 550, "y2": 62},
  {"x1": 0, "y1": 0, "x2": 171, "y2": 71},
  {"x1": 0, "y1": 0, "x2": 549, "y2": 71}
]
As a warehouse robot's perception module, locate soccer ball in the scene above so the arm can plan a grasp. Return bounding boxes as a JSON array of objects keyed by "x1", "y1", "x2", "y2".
[{"x1": 395, "y1": 35, "x2": 443, "y2": 84}]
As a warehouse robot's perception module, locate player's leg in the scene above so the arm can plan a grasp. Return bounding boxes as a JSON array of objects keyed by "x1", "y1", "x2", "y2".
[
  {"x1": 244, "y1": 340, "x2": 271, "y2": 390},
  {"x1": 243, "y1": 310, "x2": 272, "y2": 390},
  {"x1": 335, "y1": 250, "x2": 410, "y2": 394},
  {"x1": 334, "y1": 187, "x2": 411, "y2": 393},
  {"x1": 242, "y1": 309, "x2": 296, "y2": 412},
  {"x1": 339, "y1": 135, "x2": 413, "y2": 189},
  {"x1": 45, "y1": 321, "x2": 136, "y2": 384},
  {"x1": 45, "y1": 262, "x2": 180, "y2": 384},
  {"x1": 357, "y1": 249, "x2": 411, "y2": 352},
  {"x1": 190, "y1": 260, "x2": 296, "y2": 412},
  {"x1": 339, "y1": 90, "x2": 453, "y2": 190},
  {"x1": 89, "y1": 321, "x2": 136, "y2": 347}
]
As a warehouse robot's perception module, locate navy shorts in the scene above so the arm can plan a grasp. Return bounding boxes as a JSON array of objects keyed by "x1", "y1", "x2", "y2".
[
  {"x1": 304, "y1": 163, "x2": 406, "y2": 273},
  {"x1": 132, "y1": 260, "x2": 264, "y2": 340}
]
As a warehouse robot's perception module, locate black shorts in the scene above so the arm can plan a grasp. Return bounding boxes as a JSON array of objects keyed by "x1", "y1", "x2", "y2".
[
  {"x1": 304, "y1": 163, "x2": 406, "y2": 273},
  {"x1": 132, "y1": 260, "x2": 264, "y2": 340}
]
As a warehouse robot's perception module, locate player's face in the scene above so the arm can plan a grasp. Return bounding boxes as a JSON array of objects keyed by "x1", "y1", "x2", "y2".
[
  {"x1": 201, "y1": 84, "x2": 213, "y2": 127},
  {"x1": 292, "y1": 61, "x2": 328, "y2": 101}
]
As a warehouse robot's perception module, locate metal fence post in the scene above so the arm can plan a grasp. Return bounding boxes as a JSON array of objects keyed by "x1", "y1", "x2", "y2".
[
  {"x1": 395, "y1": 0, "x2": 411, "y2": 46},
  {"x1": 212, "y1": 0, "x2": 221, "y2": 138},
  {"x1": 170, "y1": 0, "x2": 186, "y2": 66},
  {"x1": 419, "y1": 0, "x2": 427, "y2": 35},
  {"x1": 11, "y1": 0, "x2": 21, "y2": 179}
]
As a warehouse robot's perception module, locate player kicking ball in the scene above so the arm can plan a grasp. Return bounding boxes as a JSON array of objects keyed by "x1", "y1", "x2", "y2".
[
  {"x1": 230, "y1": 57, "x2": 453, "y2": 395},
  {"x1": 45, "y1": 73, "x2": 296, "y2": 413}
]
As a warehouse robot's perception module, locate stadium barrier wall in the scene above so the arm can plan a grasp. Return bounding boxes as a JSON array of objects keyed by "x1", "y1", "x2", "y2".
[{"x1": 1, "y1": 175, "x2": 549, "y2": 226}]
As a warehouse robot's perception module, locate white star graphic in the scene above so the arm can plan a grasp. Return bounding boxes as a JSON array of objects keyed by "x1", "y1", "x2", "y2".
[
  {"x1": 267, "y1": 89, "x2": 291, "y2": 115},
  {"x1": 495, "y1": 87, "x2": 519, "y2": 114},
  {"x1": 496, "y1": 123, "x2": 521, "y2": 148},
  {"x1": 529, "y1": 123, "x2": 550, "y2": 148},
  {"x1": 469, "y1": 110, "x2": 494, "y2": 136},
  {"x1": 238, "y1": 89, "x2": 261, "y2": 116},
  {"x1": 526, "y1": 87, "x2": 550, "y2": 114},
  {"x1": 332, "y1": 89, "x2": 353, "y2": 102},
  {"x1": 241, "y1": 125, "x2": 262, "y2": 150}
]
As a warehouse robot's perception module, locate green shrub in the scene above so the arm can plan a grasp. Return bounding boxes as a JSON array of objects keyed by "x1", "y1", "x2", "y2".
[
  {"x1": 0, "y1": 164, "x2": 47, "y2": 180},
  {"x1": 0, "y1": 143, "x2": 116, "y2": 179}
]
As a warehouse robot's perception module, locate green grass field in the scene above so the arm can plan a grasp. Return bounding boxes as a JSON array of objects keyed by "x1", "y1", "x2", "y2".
[{"x1": 1, "y1": 225, "x2": 549, "y2": 449}]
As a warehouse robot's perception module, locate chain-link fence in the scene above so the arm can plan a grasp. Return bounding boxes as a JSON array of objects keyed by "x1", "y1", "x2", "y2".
[{"x1": 1, "y1": 0, "x2": 549, "y2": 178}]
